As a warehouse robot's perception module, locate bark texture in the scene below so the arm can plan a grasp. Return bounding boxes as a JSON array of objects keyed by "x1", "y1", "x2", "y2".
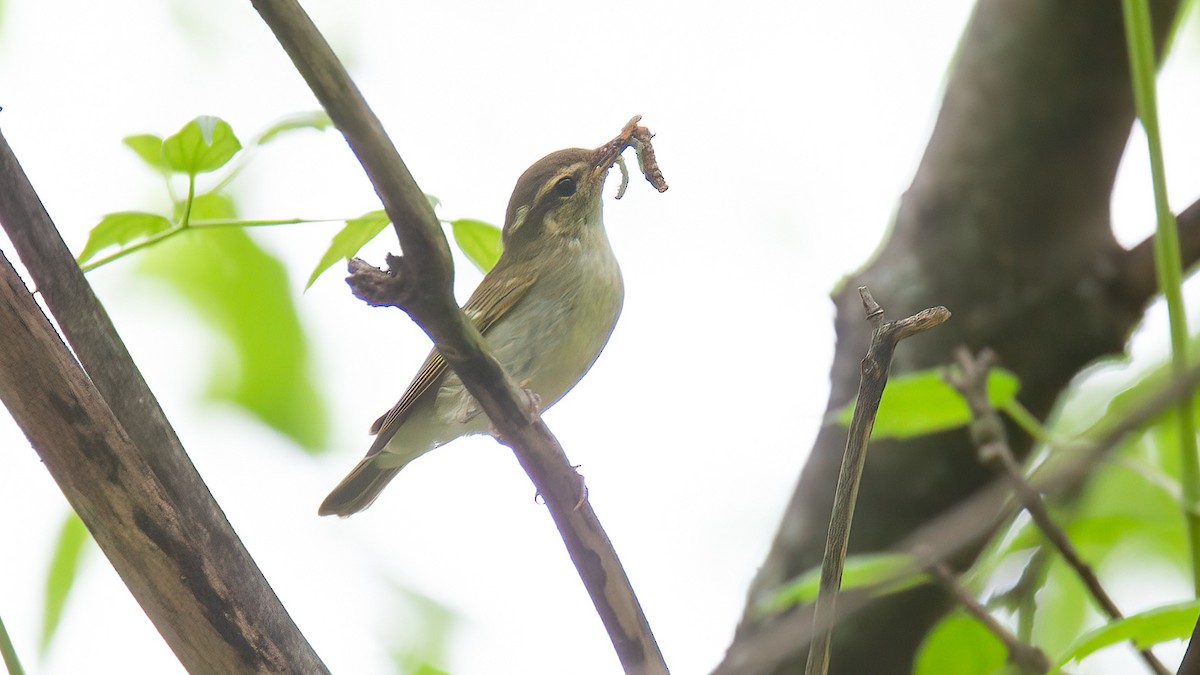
[
  {"x1": 731, "y1": 0, "x2": 1185, "y2": 672},
  {"x1": 0, "y1": 129, "x2": 329, "y2": 673}
]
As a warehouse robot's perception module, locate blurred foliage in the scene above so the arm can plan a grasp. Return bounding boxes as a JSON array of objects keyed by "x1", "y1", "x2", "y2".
[
  {"x1": 80, "y1": 115, "x2": 332, "y2": 452},
  {"x1": 137, "y1": 199, "x2": 328, "y2": 451},
  {"x1": 907, "y1": 359, "x2": 1200, "y2": 671},
  {"x1": 913, "y1": 611, "x2": 1008, "y2": 675},
  {"x1": 1057, "y1": 601, "x2": 1200, "y2": 668},
  {"x1": 39, "y1": 513, "x2": 89, "y2": 655},
  {"x1": 760, "y1": 552, "x2": 926, "y2": 615},
  {"x1": 816, "y1": 338, "x2": 1200, "y2": 671},
  {"x1": 832, "y1": 367, "x2": 1020, "y2": 440},
  {"x1": 79, "y1": 114, "x2": 504, "y2": 448},
  {"x1": 388, "y1": 585, "x2": 458, "y2": 675},
  {"x1": 50, "y1": 112, "x2": 499, "y2": 669}
]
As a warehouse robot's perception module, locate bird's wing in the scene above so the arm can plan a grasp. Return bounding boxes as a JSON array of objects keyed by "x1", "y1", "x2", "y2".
[{"x1": 365, "y1": 268, "x2": 537, "y2": 455}]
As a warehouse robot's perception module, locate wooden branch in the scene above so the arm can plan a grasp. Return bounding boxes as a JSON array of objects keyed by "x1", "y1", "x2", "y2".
[
  {"x1": 947, "y1": 348, "x2": 1170, "y2": 675},
  {"x1": 717, "y1": 361, "x2": 1200, "y2": 675},
  {"x1": 736, "y1": 1, "x2": 1184, "y2": 671},
  {"x1": 925, "y1": 561, "x2": 1050, "y2": 674},
  {"x1": 247, "y1": 1, "x2": 666, "y2": 672},
  {"x1": 805, "y1": 289, "x2": 950, "y2": 675},
  {"x1": 0, "y1": 251, "x2": 319, "y2": 673},
  {"x1": 0, "y1": 130, "x2": 327, "y2": 672},
  {"x1": 1117, "y1": 195, "x2": 1200, "y2": 308}
]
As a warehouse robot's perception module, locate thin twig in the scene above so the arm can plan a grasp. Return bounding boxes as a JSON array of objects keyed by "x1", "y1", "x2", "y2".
[
  {"x1": 947, "y1": 348, "x2": 1171, "y2": 675},
  {"x1": 78, "y1": 218, "x2": 335, "y2": 273},
  {"x1": 248, "y1": 2, "x2": 666, "y2": 672},
  {"x1": 926, "y1": 560, "x2": 1050, "y2": 673},
  {"x1": 805, "y1": 287, "x2": 951, "y2": 675},
  {"x1": 716, "y1": 363, "x2": 1200, "y2": 675},
  {"x1": 1008, "y1": 548, "x2": 1050, "y2": 643}
]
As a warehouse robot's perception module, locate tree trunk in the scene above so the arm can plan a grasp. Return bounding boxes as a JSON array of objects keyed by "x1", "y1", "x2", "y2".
[{"x1": 730, "y1": 0, "x2": 1186, "y2": 672}]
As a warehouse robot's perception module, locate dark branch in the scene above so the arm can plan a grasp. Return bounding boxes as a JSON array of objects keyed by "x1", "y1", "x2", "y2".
[
  {"x1": 1177, "y1": 614, "x2": 1200, "y2": 675},
  {"x1": 248, "y1": 1, "x2": 666, "y2": 672},
  {"x1": 926, "y1": 560, "x2": 1050, "y2": 674},
  {"x1": 1117, "y1": 195, "x2": 1200, "y2": 308},
  {"x1": 734, "y1": 1, "x2": 1184, "y2": 671},
  {"x1": 0, "y1": 130, "x2": 327, "y2": 672},
  {"x1": 947, "y1": 348, "x2": 1170, "y2": 675},
  {"x1": 806, "y1": 288, "x2": 950, "y2": 675},
  {"x1": 717, "y1": 361, "x2": 1200, "y2": 675}
]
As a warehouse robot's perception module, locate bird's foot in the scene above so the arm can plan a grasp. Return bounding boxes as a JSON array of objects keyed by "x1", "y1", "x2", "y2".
[
  {"x1": 532, "y1": 466, "x2": 588, "y2": 512},
  {"x1": 519, "y1": 380, "x2": 542, "y2": 424},
  {"x1": 487, "y1": 382, "x2": 541, "y2": 440}
]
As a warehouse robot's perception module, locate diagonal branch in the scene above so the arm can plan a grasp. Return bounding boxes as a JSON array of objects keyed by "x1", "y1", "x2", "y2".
[
  {"x1": 717, "y1": 361, "x2": 1200, "y2": 675},
  {"x1": 0, "y1": 130, "x2": 327, "y2": 673},
  {"x1": 1117, "y1": 195, "x2": 1200, "y2": 307},
  {"x1": 733, "y1": 1, "x2": 1184, "y2": 671},
  {"x1": 248, "y1": 1, "x2": 666, "y2": 672},
  {"x1": 947, "y1": 348, "x2": 1170, "y2": 675},
  {"x1": 925, "y1": 561, "x2": 1050, "y2": 674}
]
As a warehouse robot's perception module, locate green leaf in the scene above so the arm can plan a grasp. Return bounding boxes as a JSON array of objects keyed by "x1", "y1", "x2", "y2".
[
  {"x1": 137, "y1": 207, "x2": 329, "y2": 452},
  {"x1": 77, "y1": 212, "x2": 173, "y2": 264},
  {"x1": 253, "y1": 111, "x2": 333, "y2": 145},
  {"x1": 451, "y1": 218, "x2": 503, "y2": 273},
  {"x1": 306, "y1": 210, "x2": 391, "y2": 289},
  {"x1": 40, "y1": 513, "x2": 90, "y2": 655},
  {"x1": 1068, "y1": 458, "x2": 1187, "y2": 562},
  {"x1": 914, "y1": 611, "x2": 1008, "y2": 675},
  {"x1": 184, "y1": 191, "x2": 238, "y2": 221},
  {"x1": 387, "y1": 584, "x2": 457, "y2": 675},
  {"x1": 122, "y1": 134, "x2": 168, "y2": 172},
  {"x1": 759, "y1": 552, "x2": 926, "y2": 614},
  {"x1": 831, "y1": 368, "x2": 1020, "y2": 440},
  {"x1": 161, "y1": 116, "x2": 242, "y2": 175},
  {"x1": 1056, "y1": 600, "x2": 1200, "y2": 667},
  {"x1": 1031, "y1": 556, "x2": 1091, "y2": 658}
]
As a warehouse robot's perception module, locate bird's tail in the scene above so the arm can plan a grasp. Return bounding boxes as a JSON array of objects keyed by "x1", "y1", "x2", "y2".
[{"x1": 318, "y1": 456, "x2": 404, "y2": 517}]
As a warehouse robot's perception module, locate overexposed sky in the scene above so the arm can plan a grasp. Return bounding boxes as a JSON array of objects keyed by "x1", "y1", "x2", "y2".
[{"x1": 3, "y1": 1, "x2": 1199, "y2": 674}]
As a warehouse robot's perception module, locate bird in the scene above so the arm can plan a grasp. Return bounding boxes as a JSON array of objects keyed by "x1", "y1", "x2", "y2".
[{"x1": 319, "y1": 136, "x2": 634, "y2": 516}]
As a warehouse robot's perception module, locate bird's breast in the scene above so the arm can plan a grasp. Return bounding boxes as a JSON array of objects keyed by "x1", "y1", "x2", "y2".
[{"x1": 488, "y1": 237, "x2": 623, "y2": 407}]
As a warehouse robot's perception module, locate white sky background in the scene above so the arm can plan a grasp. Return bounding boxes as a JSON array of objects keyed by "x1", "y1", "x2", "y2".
[{"x1": 2, "y1": 1, "x2": 1199, "y2": 674}]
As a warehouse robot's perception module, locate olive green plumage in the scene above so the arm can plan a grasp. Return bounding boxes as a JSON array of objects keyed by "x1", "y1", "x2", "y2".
[{"x1": 319, "y1": 146, "x2": 626, "y2": 517}]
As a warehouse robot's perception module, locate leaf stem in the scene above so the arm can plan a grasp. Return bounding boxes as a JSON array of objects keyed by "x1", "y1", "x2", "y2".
[
  {"x1": 79, "y1": 225, "x2": 186, "y2": 272},
  {"x1": 189, "y1": 217, "x2": 336, "y2": 229},
  {"x1": 80, "y1": 217, "x2": 343, "y2": 273},
  {"x1": 1121, "y1": 0, "x2": 1200, "y2": 594},
  {"x1": 1000, "y1": 399, "x2": 1053, "y2": 445}
]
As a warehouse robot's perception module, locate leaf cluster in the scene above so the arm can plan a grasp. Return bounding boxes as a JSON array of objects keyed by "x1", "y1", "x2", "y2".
[{"x1": 773, "y1": 358, "x2": 1200, "y2": 673}]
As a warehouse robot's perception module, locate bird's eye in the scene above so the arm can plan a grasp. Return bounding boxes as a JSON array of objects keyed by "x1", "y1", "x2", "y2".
[{"x1": 553, "y1": 176, "x2": 577, "y2": 197}]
